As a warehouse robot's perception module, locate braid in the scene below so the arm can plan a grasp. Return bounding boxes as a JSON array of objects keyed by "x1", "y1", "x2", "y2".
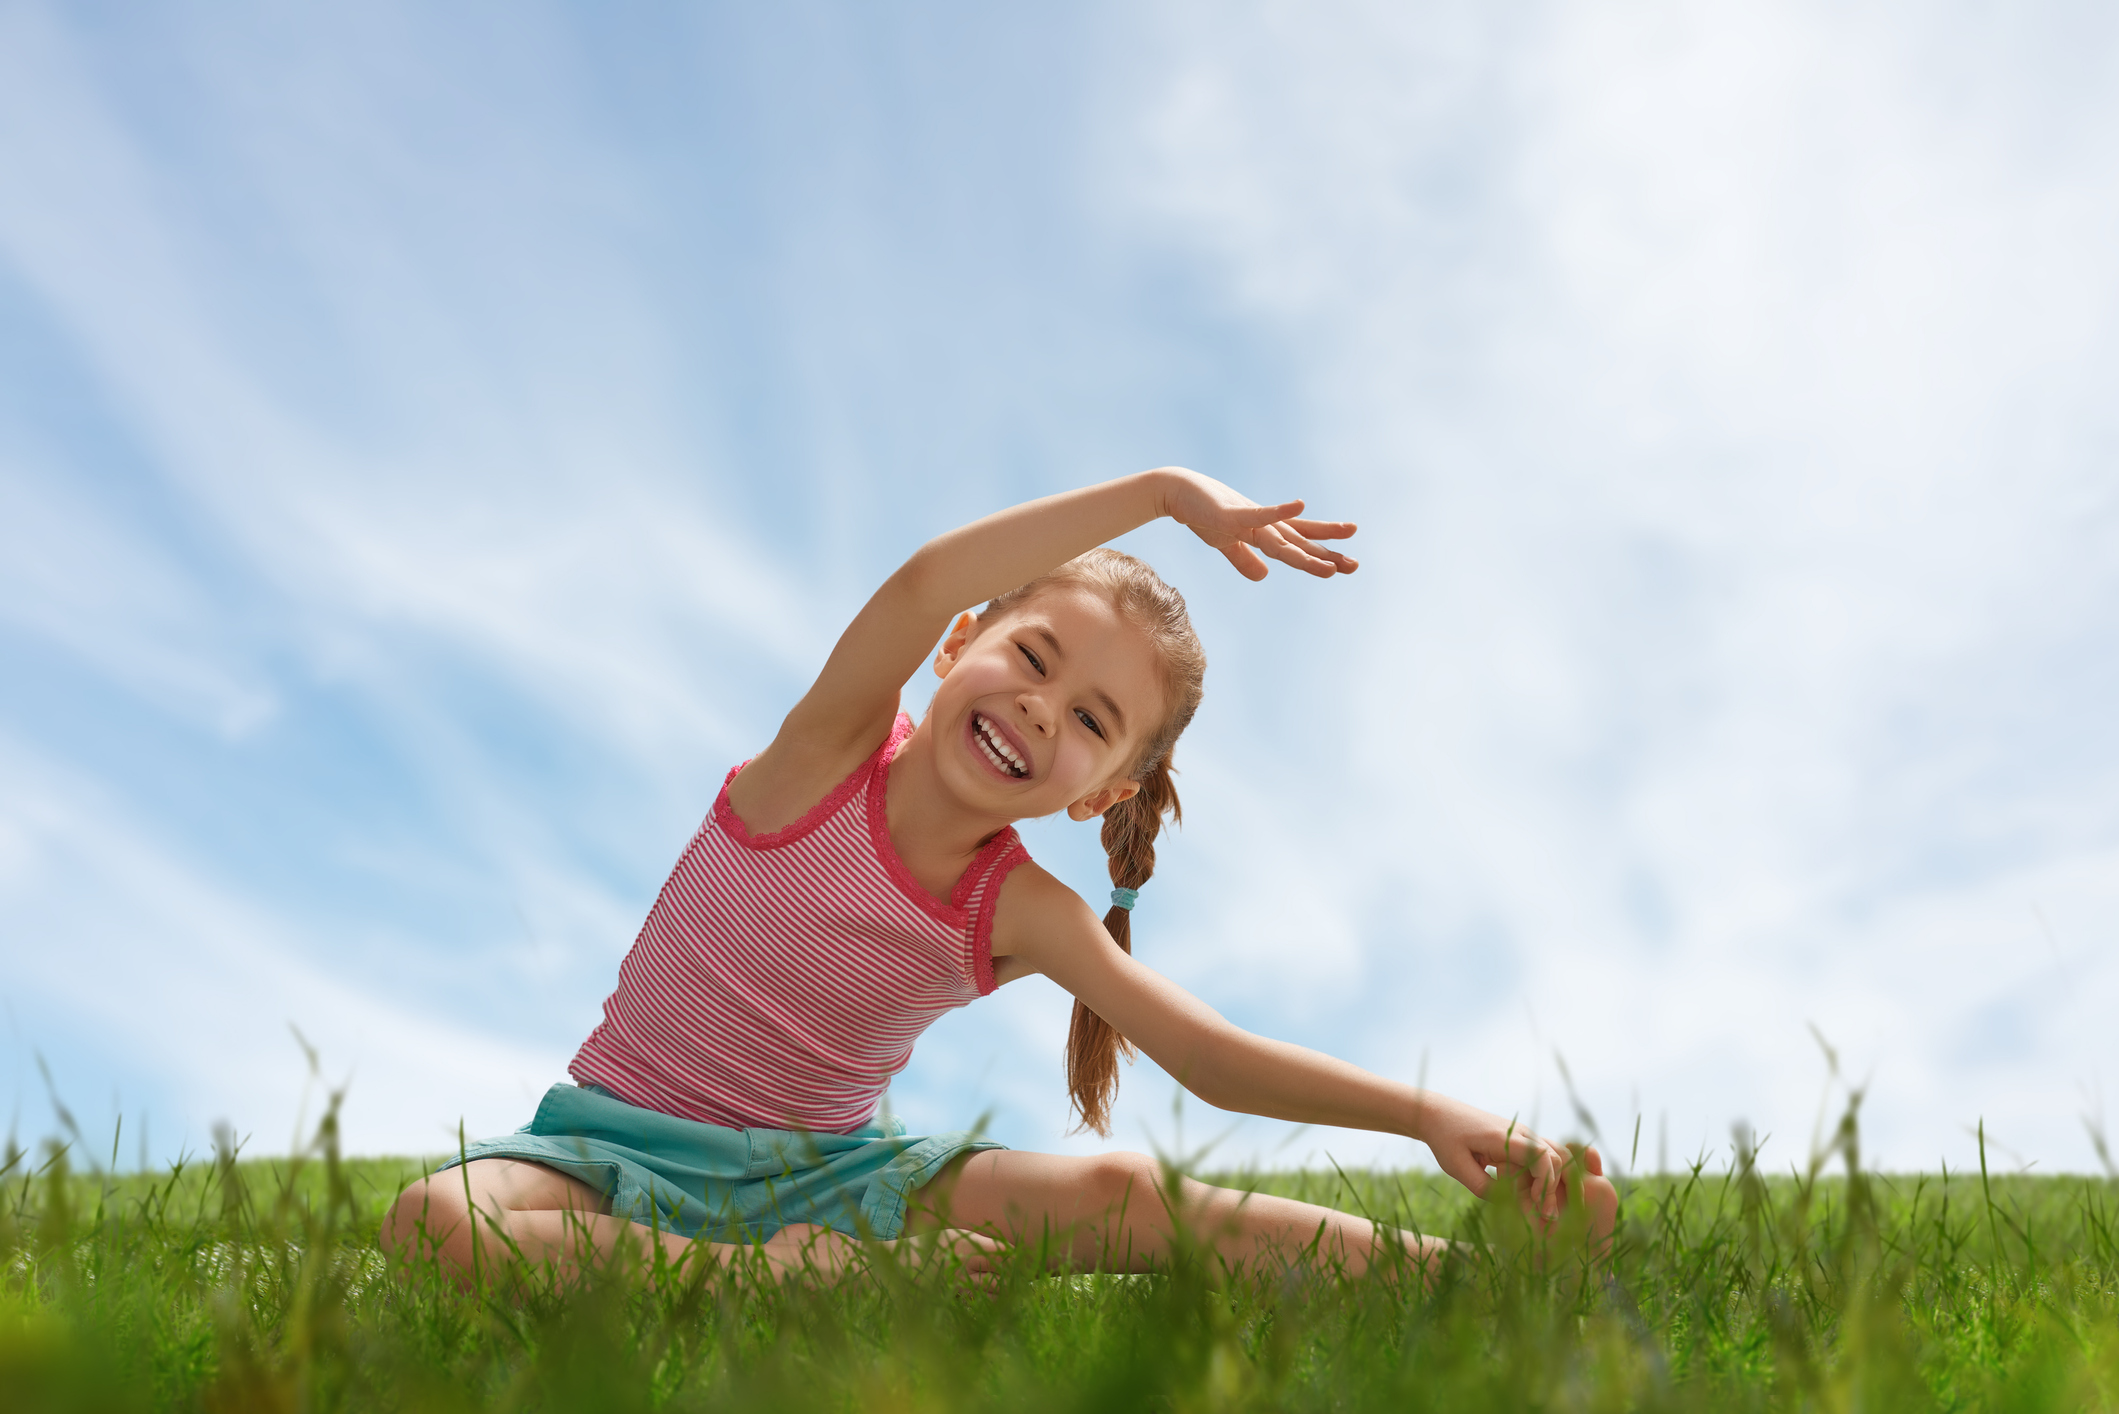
[
  {"x1": 1066, "y1": 757, "x2": 1181, "y2": 1135},
  {"x1": 984, "y1": 548, "x2": 1207, "y2": 1139}
]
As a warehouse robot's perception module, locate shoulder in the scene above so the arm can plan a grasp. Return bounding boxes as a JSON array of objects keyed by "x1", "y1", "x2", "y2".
[
  {"x1": 994, "y1": 858, "x2": 1074, "y2": 911},
  {"x1": 989, "y1": 860, "x2": 1107, "y2": 964}
]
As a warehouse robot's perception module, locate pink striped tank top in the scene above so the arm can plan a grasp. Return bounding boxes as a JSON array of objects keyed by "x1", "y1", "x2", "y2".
[{"x1": 569, "y1": 714, "x2": 1030, "y2": 1134}]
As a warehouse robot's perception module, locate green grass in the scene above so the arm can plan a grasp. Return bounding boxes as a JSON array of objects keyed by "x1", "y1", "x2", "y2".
[{"x1": 3, "y1": 1097, "x2": 2116, "y2": 1411}]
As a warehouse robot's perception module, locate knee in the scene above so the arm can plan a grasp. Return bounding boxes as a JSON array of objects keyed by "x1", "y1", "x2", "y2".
[
  {"x1": 1081, "y1": 1151, "x2": 1167, "y2": 1214},
  {"x1": 380, "y1": 1174, "x2": 472, "y2": 1263}
]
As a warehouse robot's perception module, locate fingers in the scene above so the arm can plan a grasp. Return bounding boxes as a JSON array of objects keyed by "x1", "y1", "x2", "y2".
[
  {"x1": 941, "y1": 1228, "x2": 1006, "y2": 1271},
  {"x1": 1219, "y1": 541, "x2": 1270, "y2": 581},
  {"x1": 1245, "y1": 524, "x2": 1358, "y2": 578},
  {"x1": 1488, "y1": 1129, "x2": 1574, "y2": 1222},
  {"x1": 1516, "y1": 1143, "x2": 1610, "y2": 1227},
  {"x1": 1270, "y1": 527, "x2": 1359, "y2": 576},
  {"x1": 899, "y1": 1227, "x2": 1008, "y2": 1273},
  {"x1": 1517, "y1": 1161, "x2": 1563, "y2": 1224},
  {"x1": 1233, "y1": 498, "x2": 1306, "y2": 525},
  {"x1": 1196, "y1": 498, "x2": 1307, "y2": 537},
  {"x1": 1283, "y1": 517, "x2": 1358, "y2": 541},
  {"x1": 1438, "y1": 1152, "x2": 1494, "y2": 1199},
  {"x1": 1182, "y1": 492, "x2": 1362, "y2": 580}
]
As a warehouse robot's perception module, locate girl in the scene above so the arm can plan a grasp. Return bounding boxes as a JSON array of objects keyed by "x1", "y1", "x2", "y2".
[{"x1": 383, "y1": 468, "x2": 1617, "y2": 1284}]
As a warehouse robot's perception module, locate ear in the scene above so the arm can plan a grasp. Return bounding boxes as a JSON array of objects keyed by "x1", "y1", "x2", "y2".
[
  {"x1": 1067, "y1": 778, "x2": 1141, "y2": 822},
  {"x1": 932, "y1": 611, "x2": 978, "y2": 678}
]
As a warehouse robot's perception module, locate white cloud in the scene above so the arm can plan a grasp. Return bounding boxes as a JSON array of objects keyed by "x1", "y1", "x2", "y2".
[
  {"x1": 1095, "y1": 0, "x2": 2119, "y2": 1169},
  {"x1": 0, "y1": 1, "x2": 831, "y2": 1156},
  {"x1": 0, "y1": 731, "x2": 564, "y2": 1157},
  {"x1": 0, "y1": 1, "x2": 822, "y2": 773},
  {"x1": 0, "y1": 451, "x2": 277, "y2": 736},
  {"x1": 3, "y1": 0, "x2": 2113, "y2": 1184}
]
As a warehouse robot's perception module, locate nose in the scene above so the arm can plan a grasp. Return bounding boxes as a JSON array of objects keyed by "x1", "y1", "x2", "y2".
[{"x1": 1015, "y1": 687, "x2": 1058, "y2": 738}]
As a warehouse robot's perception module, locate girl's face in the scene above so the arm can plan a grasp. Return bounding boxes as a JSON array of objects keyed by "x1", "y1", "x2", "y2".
[{"x1": 928, "y1": 583, "x2": 1169, "y2": 822}]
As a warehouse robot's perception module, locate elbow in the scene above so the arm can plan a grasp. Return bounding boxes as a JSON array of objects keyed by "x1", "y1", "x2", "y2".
[
  {"x1": 1169, "y1": 1029, "x2": 1246, "y2": 1114},
  {"x1": 1183, "y1": 1077, "x2": 1242, "y2": 1114},
  {"x1": 889, "y1": 544, "x2": 956, "y2": 616}
]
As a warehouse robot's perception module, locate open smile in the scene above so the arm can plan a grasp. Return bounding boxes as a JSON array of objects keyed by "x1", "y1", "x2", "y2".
[{"x1": 968, "y1": 712, "x2": 1032, "y2": 780}]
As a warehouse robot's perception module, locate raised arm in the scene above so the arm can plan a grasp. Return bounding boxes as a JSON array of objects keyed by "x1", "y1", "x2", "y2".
[
  {"x1": 995, "y1": 867, "x2": 1596, "y2": 1215},
  {"x1": 739, "y1": 470, "x2": 1357, "y2": 818}
]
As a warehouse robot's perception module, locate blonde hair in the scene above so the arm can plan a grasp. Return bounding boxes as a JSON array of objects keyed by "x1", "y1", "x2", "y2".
[{"x1": 980, "y1": 548, "x2": 1206, "y2": 1135}]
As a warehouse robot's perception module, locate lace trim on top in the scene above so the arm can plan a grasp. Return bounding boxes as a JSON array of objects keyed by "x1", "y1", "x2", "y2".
[
  {"x1": 704, "y1": 713, "x2": 1025, "y2": 996},
  {"x1": 710, "y1": 721, "x2": 900, "y2": 851},
  {"x1": 861, "y1": 717, "x2": 1025, "y2": 996}
]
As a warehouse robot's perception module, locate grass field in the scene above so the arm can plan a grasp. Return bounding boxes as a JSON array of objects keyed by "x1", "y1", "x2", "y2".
[{"x1": 4, "y1": 1094, "x2": 2116, "y2": 1411}]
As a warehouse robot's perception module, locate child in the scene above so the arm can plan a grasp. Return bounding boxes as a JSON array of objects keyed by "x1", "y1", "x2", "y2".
[{"x1": 382, "y1": 468, "x2": 1617, "y2": 1284}]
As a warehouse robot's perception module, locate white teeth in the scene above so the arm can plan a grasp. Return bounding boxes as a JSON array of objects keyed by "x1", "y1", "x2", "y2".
[{"x1": 974, "y1": 715, "x2": 1028, "y2": 778}]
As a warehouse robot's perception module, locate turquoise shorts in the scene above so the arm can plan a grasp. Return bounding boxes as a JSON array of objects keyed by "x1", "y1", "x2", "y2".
[{"x1": 436, "y1": 1083, "x2": 1005, "y2": 1242}]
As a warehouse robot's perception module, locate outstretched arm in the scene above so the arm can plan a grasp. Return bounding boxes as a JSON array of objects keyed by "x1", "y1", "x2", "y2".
[
  {"x1": 767, "y1": 469, "x2": 1358, "y2": 765},
  {"x1": 996, "y1": 868, "x2": 1601, "y2": 1217}
]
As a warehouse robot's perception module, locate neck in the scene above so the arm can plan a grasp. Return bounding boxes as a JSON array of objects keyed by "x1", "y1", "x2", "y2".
[{"x1": 883, "y1": 720, "x2": 1020, "y2": 865}]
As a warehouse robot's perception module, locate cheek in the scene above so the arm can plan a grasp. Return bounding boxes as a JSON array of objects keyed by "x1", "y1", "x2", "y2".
[
  {"x1": 942, "y1": 657, "x2": 1010, "y2": 698},
  {"x1": 1046, "y1": 737, "x2": 1110, "y2": 791}
]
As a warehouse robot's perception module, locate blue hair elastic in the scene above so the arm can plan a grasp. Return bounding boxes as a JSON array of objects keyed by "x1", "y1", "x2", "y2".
[{"x1": 1110, "y1": 887, "x2": 1140, "y2": 911}]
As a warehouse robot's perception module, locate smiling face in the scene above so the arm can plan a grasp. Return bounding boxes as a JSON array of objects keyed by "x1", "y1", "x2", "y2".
[{"x1": 927, "y1": 582, "x2": 1171, "y2": 823}]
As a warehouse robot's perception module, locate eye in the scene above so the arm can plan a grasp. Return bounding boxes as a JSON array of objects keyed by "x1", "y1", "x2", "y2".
[
  {"x1": 1074, "y1": 708, "x2": 1106, "y2": 739},
  {"x1": 1018, "y1": 643, "x2": 1045, "y2": 675}
]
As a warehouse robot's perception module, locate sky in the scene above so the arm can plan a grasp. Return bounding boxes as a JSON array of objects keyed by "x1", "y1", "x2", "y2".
[{"x1": 2, "y1": 0, "x2": 2116, "y2": 1178}]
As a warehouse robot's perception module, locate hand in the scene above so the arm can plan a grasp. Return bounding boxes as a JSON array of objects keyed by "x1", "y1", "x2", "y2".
[
  {"x1": 1152, "y1": 468, "x2": 1359, "y2": 581},
  {"x1": 757, "y1": 1222, "x2": 1008, "y2": 1284},
  {"x1": 1412, "y1": 1092, "x2": 1605, "y2": 1227},
  {"x1": 868, "y1": 1226, "x2": 1008, "y2": 1275}
]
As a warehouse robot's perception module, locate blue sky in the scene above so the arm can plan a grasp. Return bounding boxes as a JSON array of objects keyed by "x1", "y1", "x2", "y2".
[{"x1": 3, "y1": 0, "x2": 2116, "y2": 1174}]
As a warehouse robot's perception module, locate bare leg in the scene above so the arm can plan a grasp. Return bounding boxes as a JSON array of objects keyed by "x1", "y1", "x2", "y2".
[
  {"x1": 382, "y1": 1159, "x2": 693, "y2": 1289},
  {"x1": 908, "y1": 1149, "x2": 1455, "y2": 1279},
  {"x1": 380, "y1": 1159, "x2": 999, "y2": 1289}
]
